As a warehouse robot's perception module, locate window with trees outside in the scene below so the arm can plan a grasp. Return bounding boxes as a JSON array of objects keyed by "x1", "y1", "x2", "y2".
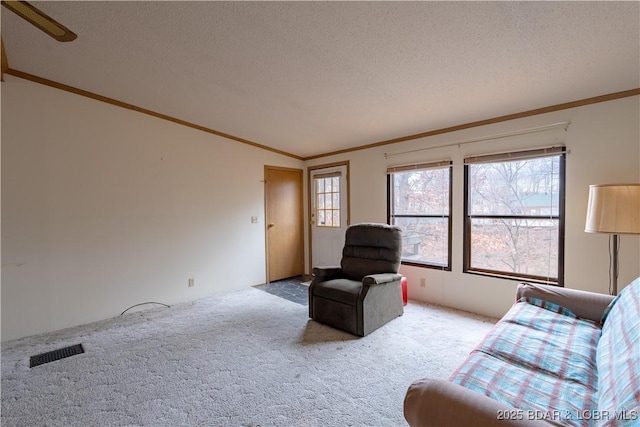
[
  {"x1": 315, "y1": 173, "x2": 341, "y2": 227},
  {"x1": 388, "y1": 160, "x2": 452, "y2": 269},
  {"x1": 464, "y1": 147, "x2": 565, "y2": 285}
]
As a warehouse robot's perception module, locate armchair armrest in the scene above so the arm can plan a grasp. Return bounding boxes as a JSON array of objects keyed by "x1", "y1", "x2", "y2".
[
  {"x1": 363, "y1": 273, "x2": 402, "y2": 285},
  {"x1": 404, "y1": 378, "x2": 554, "y2": 427},
  {"x1": 312, "y1": 266, "x2": 342, "y2": 281},
  {"x1": 516, "y1": 282, "x2": 614, "y2": 324}
]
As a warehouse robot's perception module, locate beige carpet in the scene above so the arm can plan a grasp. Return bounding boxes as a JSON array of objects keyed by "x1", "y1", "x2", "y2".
[{"x1": 1, "y1": 287, "x2": 496, "y2": 426}]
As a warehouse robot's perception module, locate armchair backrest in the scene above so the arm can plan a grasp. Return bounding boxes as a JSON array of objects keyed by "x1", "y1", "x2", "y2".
[{"x1": 341, "y1": 223, "x2": 402, "y2": 281}]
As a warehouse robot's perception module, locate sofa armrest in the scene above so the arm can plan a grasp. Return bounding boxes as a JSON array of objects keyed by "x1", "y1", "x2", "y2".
[
  {"x1": 404, "y1": 378, "x2": 556, "y2": 427},
  {"x1": 516, "y1": 283, "x2": 614, "y2": 324},
  {"x1": 312, "y1": 266, "x2": 342, "y2": 280},
  {"x1": 362, "y1": 273, "x2": 402, "y2": 285}
]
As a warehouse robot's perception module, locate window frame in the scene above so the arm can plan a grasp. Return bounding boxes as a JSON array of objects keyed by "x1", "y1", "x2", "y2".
[
  {"x1": 463, "y1": 147, "x2": 566, "y2": 286},
  {"x1": 387, "y1": 161, "x2": 453, "y2": 271},
  {"x1": 310, "y1": 171, "x2": 342, "y2": 228},
  {"x1": 314, "y1": 172, "x2": 341, "y2": 228}
]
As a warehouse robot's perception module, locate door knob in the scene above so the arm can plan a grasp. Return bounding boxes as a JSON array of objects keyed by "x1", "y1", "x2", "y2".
[{"x1": 268, "y1": 223, "x2": 275, "y2": 228}]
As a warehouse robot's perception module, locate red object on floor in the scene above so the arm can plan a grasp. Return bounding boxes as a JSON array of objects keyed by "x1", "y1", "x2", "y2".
[{"x1": 401, "y1": 276, "x2": 408, "y2": 306}]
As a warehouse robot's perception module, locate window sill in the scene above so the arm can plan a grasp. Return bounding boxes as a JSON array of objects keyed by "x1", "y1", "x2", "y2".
[
  {"x1": 463, "y1": 269, "x2": 561, "y2": 286},
  {"x1": 401, "y1": 260, "x2": 451, "y2": 271}
]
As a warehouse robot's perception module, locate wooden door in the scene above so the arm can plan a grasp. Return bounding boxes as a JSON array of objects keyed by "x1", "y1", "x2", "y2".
[{"x1": 265, "y1": 166, "x2": 304, "y2": 282}]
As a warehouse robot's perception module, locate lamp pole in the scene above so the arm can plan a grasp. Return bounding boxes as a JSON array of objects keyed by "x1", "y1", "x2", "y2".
[{"x1": 611, "y1": 234, "x2": 619, "y2": 296}]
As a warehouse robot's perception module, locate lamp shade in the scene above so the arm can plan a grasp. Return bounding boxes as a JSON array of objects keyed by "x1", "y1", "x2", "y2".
[{"x1": 585, "y1": 184, "x2": 640, "y2": 234}]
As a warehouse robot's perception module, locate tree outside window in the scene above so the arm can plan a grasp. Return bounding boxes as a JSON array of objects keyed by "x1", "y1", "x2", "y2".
[
  {"x1": 315, "y1": 175, "x2": 340, "y2": 227},
  {"x1": 388, "y1": 162, "x2": 452, "y2": 269},
  {"x1": 464, "y1": 148, "x2": 565, "y2": 284}
]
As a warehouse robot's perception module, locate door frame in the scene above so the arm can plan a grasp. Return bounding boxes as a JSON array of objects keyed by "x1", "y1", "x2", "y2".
[
  {"x1": 264, "y1": 165, "x2": 304, "y2": 284},
  {"x1": 307, "y1": 160, "x2": 350, "y2": 273}
]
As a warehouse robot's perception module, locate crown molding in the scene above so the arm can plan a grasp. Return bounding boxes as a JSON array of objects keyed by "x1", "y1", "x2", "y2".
[
  {"x1": 6, "y1": 68, "x2": 638, "y2": 162},
  {"x1": 303, "y1": 88, "x2": 640, "y2": 161},
  {"x1": 5, "y1": 68, "x2": 304, "y2": 161}
]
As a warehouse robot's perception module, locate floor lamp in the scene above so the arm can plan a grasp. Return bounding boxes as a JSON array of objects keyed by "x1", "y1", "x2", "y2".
[{"x1": 585, "y1": 184, "x2": 640, "y2": 295}]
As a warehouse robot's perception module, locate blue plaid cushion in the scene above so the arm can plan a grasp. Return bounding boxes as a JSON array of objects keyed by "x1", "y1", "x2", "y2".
[
  {"x1": 596, "y1": 278, "x2": 640, "y2": 426},
  {"x1": 450, "y1": 297, "x2": 601, "y2": 427}
]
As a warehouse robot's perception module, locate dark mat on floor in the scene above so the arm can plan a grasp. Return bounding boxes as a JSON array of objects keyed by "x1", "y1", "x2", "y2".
[{"x1": 255, "y1": 276, "x2": 309, "y2": 306}]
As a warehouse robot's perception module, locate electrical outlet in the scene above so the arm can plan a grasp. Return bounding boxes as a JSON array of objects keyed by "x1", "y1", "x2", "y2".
[
  {"x1": 188, "y1": 278, "x2": 195, "y2": 287},
  {"x1": 420, "y1": 278, "x2": 426, "y2": 288}
]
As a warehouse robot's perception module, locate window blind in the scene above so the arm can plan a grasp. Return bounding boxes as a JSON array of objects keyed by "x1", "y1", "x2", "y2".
[
  {"x1": 464, "y1": 146, "x2": 565, "y2": 165},
  {"x1": 313, "y1": 171, "x2": 342, "y2": 179},
  {"x1": 386, "y1": 159, "x2": 451, "y2": 174}
]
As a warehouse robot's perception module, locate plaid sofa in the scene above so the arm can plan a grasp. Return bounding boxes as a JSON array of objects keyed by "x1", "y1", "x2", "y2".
[{"x1": 404, "y1": 278, "x2": 640, "y2": 427}]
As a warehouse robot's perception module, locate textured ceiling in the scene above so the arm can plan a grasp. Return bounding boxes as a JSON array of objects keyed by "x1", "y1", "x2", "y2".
[{"x1": 2, "y1": 1, "x2": 639, "y2": 159}]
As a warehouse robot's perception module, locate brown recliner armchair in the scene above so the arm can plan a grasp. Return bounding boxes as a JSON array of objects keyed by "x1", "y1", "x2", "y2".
[{"x1": 308, "y1": 223, "x2": 404, "y2": 336}]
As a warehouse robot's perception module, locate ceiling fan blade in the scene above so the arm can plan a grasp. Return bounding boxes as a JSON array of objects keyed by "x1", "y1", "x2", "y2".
[{"x1": 1, "y1": 0, "x2": 76, "y2": 42}]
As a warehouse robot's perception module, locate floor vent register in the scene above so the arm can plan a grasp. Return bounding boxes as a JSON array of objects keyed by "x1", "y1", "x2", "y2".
[{"x1": 30, "y1": 344, "x2": 85, "y2": 368}]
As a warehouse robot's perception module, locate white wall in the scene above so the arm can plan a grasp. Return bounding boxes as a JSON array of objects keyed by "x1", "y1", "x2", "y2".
[
  {"x1": 1, "y1": 76, "x2": 303, "y2": 341},
  {"x1": 306, "y1": 96, "x2": 640, "y2": 319},
  {"x1": 3, "y1": 75, "x2": 638, "y2": 340}
]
